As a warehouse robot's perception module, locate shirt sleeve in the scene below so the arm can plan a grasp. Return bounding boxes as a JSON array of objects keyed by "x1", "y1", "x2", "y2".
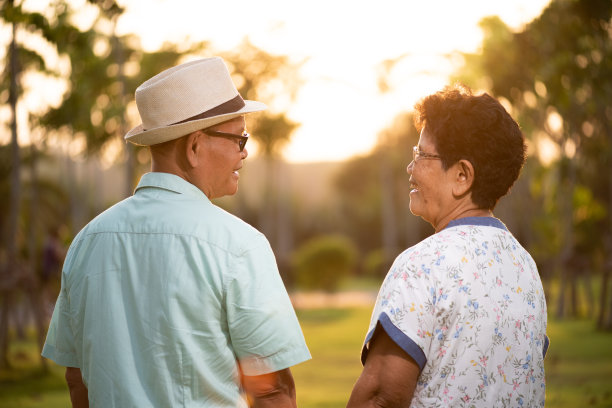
[
  {"x1": 42, "y1": 284, "x2": 80, "y2": 368},
  {"x1": 361, "y1": 251, "x2": 434, "y2": 371},
  {"x1": 225, "y1": 235, "x2": 311, "y2": 376}
]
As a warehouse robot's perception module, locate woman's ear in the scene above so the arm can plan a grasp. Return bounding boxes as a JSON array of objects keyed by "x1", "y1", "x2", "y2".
[{"x1": 452, "y1": 159, "x2": 475, "y2": 198}]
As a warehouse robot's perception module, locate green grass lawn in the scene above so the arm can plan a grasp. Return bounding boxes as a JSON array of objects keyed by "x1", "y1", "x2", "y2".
[
  {"x1": 293, "y1": 307, "x2": 371, "y2": 407},
  {"x1": 1, "y1": 308, "x2": 611, "y2": 407},
  {"x1": 544, "y1": 318, "x2": 612, "y2": 407},
  {"x1": 0, "y1": 335, "x2": 71, "y2": 407}
]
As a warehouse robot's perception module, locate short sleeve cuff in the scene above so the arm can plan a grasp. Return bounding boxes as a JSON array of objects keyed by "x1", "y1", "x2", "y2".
[
  {"x1": 361, "y1": 312, "x2": 427, "y2": 371},
  {"x1": 543, "y1": 335, "x2": 550, "y2": 358},
  {"x1": 42, "y1": 343, "x2": 79, "y2": 368},
  {"x1": 238, "y1": 345, "x2": 311, "y2": 376}
]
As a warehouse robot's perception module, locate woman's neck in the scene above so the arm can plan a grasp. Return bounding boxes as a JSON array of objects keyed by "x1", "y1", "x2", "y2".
[{"x1": 433, "y1": 207, "x2": 492, "y2": 233}]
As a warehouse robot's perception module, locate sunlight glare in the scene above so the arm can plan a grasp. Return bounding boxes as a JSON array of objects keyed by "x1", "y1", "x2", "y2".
[
  {"x1": 9, "y1": 0, "x2": 553, "y2": 164},
  {"x1": 100, "y1": 137, "x2": 125, "y2": 169},
  {"x1": 535, "y1": 131, "x2": 560, "y2": 166},
  {"x1": 564, "y1": 138, "x2": 576, "y2": 159},
  {"x1": 546, "y1": 109, "x2": 564, "y2": 135}
]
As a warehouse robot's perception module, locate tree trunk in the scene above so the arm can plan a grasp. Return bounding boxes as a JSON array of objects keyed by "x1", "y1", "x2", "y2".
[
  {"x1": 112, "y1": 22, "x2": 134, "y2": 198},
  {"x1": 606, "y1": 275, "x2": 612, "y2": 329},
  {"x1": 606, "y1": 121, "x2": 612, "y2": 329},
  {"x1": 597, "y1": 265, "x2": 610, "y2": 329},
  {"x1": 556, "y1": 265, "x2": 567, "y2": 319},
  {"x1": 13, "y1": 291, "x2": 27, "y2": 340},
  {"x1": 27, "y1": 145, "x2": 39, "y2": 303},
  {"x1": 380, "y1": 152, "x2": 398, "y2": 270},
  {"x1": 275, "y1": 159, "x2": 293, "y2": 288},
  {"x1": 259, "y1": 157, "x2": 276, "y2": 245},
  {"x1": 0, "y1": 12, "x2": 21, "y2": 369},
  {"x1": 27, "y1": 145, "x2": 48, "y2": 369},
  {"x1": 0, "y1": 293, "x2": 13, "y2": 369},
  {"x1": 555, "y1": 137, "x2": 577, "y2": 319},
  {"x1": 125, "y1": 144, "x2": 136, "y2": 197},
  {"x1": 66, "y1": 151, "x2": 78, "y2": 235},
  {"x1": 569, "y1": 271, "x2": 578, "y2": 317},
  {"x1": 582, "y1": 268, "x2": 594, "y2": 318}
]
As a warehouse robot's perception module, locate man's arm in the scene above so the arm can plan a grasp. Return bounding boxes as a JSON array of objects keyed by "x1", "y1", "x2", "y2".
[
  {"x1": 347, "y1": 325, "x2": 421, "y2": 408},
  {"x1": 241, "y1": 367, "x2": 297, "y2": 408},
  {"x1": 65, "y1": 367, "x2": 89, "y2": 408}
]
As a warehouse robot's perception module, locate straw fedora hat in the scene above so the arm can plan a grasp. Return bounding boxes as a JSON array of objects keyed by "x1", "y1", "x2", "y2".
[{"x1": 125, "y1": 57, "x2": 267, "y2": 146}]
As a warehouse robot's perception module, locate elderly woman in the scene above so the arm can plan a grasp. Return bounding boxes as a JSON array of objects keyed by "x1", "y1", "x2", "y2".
[{"x1": 348, "y1": 85, "x2": 548, "y2": 407}]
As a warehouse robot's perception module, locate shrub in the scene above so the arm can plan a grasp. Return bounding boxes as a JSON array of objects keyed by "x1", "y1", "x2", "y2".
[{"x1": 291, "y1": 235, "x2": 358, "y2": 292}]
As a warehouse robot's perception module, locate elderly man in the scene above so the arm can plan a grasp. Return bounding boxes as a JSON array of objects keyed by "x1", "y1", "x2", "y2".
[{"x1": 42, "y1": 57, "x2": 311, "y2": 408}]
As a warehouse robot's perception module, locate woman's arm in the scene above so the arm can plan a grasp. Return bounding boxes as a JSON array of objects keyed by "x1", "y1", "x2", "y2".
[{"x1": 347, "y1": 325, "x2": 420, "y2": 408}]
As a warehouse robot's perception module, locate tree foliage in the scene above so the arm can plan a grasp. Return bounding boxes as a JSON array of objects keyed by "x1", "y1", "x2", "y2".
[
  {"x1": 219, "y1": 40, "x2": 302, "y2": 158},
  {"x1": 39, "y1": 1, "x2": 191, "y2": 155},
  {"x1": 454, "y1": 0, "x2": 612, "y2": 248},
  {"x1": 1, "y1": 0, "x2": 307, "y2": 367},
  {"x1": 453, "y1": 0, "x2": 612, "y2": 321},
  {"x1": 333, "y1": 112, "x2": 429, "y2": 255}
]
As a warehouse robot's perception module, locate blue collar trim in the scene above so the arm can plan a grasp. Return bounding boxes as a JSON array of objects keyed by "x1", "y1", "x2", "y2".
[{"x1": 445, "y1": 216, "x2": 508, "y2": 231}]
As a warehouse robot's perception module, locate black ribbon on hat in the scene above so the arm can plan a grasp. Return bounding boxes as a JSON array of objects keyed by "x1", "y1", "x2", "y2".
[{"x1": 171, "y1": 94, "x2": 246, "y2": 126}]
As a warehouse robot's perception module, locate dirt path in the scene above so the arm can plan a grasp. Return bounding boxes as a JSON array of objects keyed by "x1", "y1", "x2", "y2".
[{"x1": 290, "y1": 290, "x2": 377, "y2": 309}]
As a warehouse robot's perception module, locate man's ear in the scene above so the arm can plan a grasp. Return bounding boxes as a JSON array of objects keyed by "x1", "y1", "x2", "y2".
[
  {"x1": 184, "y1": 131, "x2": 202, "y2": 168},
  {"x1": 452, "y1": 159, "x2": 475, "y2": 198}
]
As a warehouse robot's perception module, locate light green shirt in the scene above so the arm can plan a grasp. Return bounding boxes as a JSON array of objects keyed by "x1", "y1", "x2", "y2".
[{"x1": 43, "y1": 172, "x2": 310, "y2": 407}]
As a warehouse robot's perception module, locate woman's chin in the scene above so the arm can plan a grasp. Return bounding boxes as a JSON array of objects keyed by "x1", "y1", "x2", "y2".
[{"x1": 408, "y1": 198, "x2": 421, "y2": 216}]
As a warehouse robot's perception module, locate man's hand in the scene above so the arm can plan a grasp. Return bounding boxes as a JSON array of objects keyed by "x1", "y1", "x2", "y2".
[
  {"x1": 65, "y1": 367, "x2": 89, "y2": 408},
  {"x1": 241, "y1": 367, "x2": 297, "y2": 408},
  {"x1": 347, "y1": 324, "x2": 420, "y2": 408}
]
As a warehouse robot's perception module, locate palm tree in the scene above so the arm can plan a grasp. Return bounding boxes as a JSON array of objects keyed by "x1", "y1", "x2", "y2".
[{"x1": 0, "y1": 0, "x2": 22, "y2": 368}]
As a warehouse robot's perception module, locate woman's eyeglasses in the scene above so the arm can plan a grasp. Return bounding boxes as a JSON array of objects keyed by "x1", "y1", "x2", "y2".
[{"x1": 412, "y1": 145, "x2": 442, "y2": 162}]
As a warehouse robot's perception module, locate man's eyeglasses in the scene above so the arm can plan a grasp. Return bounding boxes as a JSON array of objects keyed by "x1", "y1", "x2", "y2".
[
  {"x1": 412, "y1": 145, "x2": 442, "y2": 162},
  {"x1": 203, "y1": 130, "x2": 250, "y2": 152}
]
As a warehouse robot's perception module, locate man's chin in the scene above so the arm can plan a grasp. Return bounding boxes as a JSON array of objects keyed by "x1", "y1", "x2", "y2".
[{"x1": 228, "y1": 184, "x2": 239, "y2": 197}]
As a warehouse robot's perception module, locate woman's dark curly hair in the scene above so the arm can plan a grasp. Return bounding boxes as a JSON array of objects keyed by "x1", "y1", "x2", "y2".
[{"x1": 413, "y1": 84, "x2": 526, "y2": 210}]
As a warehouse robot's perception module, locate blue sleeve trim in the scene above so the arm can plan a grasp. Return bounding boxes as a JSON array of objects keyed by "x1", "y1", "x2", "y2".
[
  {"x1": 543, "y1": 335, "x2": 550, "y2": 358},
  {"x1": 360, "y1": 312, "x2": 427, "y2": 371}
]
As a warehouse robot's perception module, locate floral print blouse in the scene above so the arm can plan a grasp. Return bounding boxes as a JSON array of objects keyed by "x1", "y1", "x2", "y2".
[{"x1": 361, "y1": 217, "x2": 548, "y2": 407}]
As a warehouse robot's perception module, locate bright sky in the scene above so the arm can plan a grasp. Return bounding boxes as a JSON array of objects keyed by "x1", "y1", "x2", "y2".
[{"x1": 15, "y1": 0, "x2": 552, "y2": 163}]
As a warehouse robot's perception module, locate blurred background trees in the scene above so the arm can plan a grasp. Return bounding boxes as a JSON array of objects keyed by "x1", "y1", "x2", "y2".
[
  {"x1": 452, "y1": 0, "x2": 612, "y2": 326},
  {"x1": 1, "y1": 0, "x2": 612, "y2": 371},
  {"x1": 0, "y1": 0, "x2": 301, "y2": 367},
  {"x1": 219, "y1": 41, "x2": 302, "y2": 282}
]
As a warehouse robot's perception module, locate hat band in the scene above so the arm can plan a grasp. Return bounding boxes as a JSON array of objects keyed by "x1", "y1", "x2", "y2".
[{"x1": 172, "y1": 94, "x2": 246, "y2": 126}]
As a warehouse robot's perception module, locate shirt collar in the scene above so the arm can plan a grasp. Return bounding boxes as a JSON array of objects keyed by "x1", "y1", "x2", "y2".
[
  {"x1": 134, "y1": 172, "x2": 210, "y2": 201},
  {"x1": 444, "y1": 216, "x2": 508, "y2": 231}
]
